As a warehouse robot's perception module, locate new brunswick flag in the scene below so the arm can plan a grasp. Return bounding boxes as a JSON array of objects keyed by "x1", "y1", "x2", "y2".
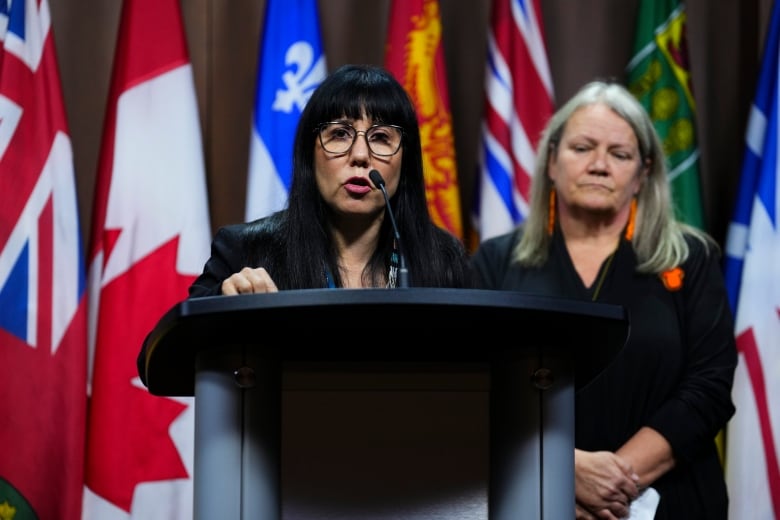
[
  {"x1": 384, "y1": 0, "x2": 463, "y2": 239},
  {"x1": 627, "y1": 0, "x2": 704, "y2": 229}
]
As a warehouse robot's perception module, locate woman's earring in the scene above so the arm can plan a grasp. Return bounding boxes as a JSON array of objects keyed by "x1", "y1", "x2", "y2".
[
  {"x1": 547, "y1": 188, "x2": 556, "y2": 236},
  {"x1": 624, "y1": 197, "x2": 637, "y2": 240}
]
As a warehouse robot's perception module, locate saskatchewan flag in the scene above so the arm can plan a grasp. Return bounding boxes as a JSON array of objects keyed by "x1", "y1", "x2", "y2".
[{"x1": 627, "y1": 0, "x2": 705, "y2": 229}]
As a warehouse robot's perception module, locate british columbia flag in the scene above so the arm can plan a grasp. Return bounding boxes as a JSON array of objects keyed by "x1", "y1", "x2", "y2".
[
  {"x1": 472, "y1": 0, "x2": 554, "y2": 243},
  {"x1": 0, "y1": 0, "x2": 88, "y2": 519}
]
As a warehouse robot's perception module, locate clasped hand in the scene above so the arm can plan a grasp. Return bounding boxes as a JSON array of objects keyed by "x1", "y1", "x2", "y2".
[
  {"x1": 221, "y1": 267, "x2": 279, "y2": 295},
  {"x1": 575, "y1": 449, "x2": 640, "y2": 519}
]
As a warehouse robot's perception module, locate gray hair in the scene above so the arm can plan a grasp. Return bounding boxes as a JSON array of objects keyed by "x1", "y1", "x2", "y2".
[{"x1": 513, "y1": 80, "x2": 715, "y2": 273}]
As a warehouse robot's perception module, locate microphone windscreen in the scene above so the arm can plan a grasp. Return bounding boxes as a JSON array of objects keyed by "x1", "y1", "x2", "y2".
[{"x1": 369, "y1": 169, "x2": 385, "y2": 189}]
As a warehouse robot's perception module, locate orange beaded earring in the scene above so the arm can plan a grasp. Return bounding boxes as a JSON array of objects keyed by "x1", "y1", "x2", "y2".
[
  {"x1": 624, "y1": 197, "x2": 637, "y2": 240},
  {"x1": 547, "y1": 188, "x2": 556, "y2": 236}
]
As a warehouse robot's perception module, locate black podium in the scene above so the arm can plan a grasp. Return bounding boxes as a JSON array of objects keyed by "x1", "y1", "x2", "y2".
[{"x1": 140, "y1": 288, "x2": 628, "y2": 520}]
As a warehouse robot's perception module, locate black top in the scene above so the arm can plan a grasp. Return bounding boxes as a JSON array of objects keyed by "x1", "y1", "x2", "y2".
[
  {"x1": 471, "y1": 228, "x2": 738, "y2": 519},
  {"x1": 189, "y1": 211, "x2": 473, "y2": 296}
]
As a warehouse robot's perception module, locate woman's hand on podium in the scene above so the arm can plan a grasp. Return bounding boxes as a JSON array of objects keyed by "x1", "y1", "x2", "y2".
[{"x1": 221, "y1": 267, "x2": 279, "y2": 295}]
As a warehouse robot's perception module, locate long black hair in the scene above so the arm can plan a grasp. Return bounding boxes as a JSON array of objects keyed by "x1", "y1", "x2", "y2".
[{"x1": 246, "y1": 64, "x2": 470, "y2": 289}]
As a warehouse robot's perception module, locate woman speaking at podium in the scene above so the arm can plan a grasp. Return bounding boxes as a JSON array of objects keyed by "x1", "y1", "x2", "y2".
[{"x1": 189, "y1": 63, "x2": 471, "y2": 295}]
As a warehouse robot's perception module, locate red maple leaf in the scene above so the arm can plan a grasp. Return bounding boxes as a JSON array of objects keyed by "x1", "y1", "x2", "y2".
[{"x1": 85, "y1": 236, "x2": 196, "y2": 511}]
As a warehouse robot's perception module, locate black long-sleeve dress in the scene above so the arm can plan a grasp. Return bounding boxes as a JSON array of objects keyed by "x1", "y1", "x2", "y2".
[{"x1": 471, "y1": 228, "x2": 738, "y2": 519}]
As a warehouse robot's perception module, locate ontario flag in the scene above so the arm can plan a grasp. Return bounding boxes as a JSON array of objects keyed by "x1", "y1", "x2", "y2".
[
  {"x1": 245, "y1": 0, "x2": 326, "y2": 221},
  {"x1": 82, "y1": 0, "x2": 211, "y2": 518},
  {"x1": 723, "y1": 0, "x2": 780, "y2": 517},
  {"x1": 384, "y1": 0, "x2": 464, "y2": 240},
  {"x1": 0, "y1": 0, "x2": 88, "y2": 519},
  {"x1": 473, "y1": 0, "x2": 554, "y2": 245},
  {"x1": 627, "y1": 0, "x2": 704, "y2": 229}
]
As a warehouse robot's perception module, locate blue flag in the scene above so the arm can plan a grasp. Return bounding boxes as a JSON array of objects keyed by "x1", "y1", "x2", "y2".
[
  {"x1": 245, "y1": 0, "x2": 327, "y2": 221},
  {"x1": 723, "y1": 1, "x2": 780, "y2": 517}
]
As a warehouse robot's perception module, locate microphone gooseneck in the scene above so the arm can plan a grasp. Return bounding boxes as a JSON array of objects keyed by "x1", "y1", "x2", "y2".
[{"x1": 368, "y1": 169, "x2": 409, "y2": 288}]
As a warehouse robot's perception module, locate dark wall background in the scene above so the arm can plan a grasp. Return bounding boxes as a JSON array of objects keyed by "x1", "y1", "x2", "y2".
[
  {"x1": 48, "y1": 2, "x2": 773, "y2": 514},
  {"x1": 53, "y1": 0, "x2": 774, "y2": 250}
]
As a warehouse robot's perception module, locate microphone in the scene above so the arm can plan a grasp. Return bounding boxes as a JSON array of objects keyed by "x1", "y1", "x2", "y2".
[{"x1": 369, "y1": 169, "x2": 409, "y2": 288}]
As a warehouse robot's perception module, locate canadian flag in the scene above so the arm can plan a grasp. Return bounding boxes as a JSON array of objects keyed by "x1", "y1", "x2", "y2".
[{"x1": 82, "y1": 0, "x2": 210, "y2": 518}]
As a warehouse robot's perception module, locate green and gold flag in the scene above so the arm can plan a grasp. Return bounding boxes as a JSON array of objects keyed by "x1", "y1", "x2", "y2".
[{"x1": 627, "y1": 0, "x2": 705, "y2": 229}]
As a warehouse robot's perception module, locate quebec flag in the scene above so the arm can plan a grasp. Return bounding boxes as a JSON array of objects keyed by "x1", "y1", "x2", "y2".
[
  {"x1": 245, "y1": 0, "x2": 327, "y2": 221},
  {"x1": 723, "y1": 0, "x2": 780, "y2": 517}
]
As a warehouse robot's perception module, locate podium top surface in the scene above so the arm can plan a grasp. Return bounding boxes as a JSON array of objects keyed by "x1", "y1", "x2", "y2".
[{"x1": 140, "y1": 288, "x2": 629, "y2": 396}]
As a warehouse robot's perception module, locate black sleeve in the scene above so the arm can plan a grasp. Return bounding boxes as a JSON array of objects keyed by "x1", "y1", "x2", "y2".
[
  {"x1": 138, "y1": 223, "x2": 249, "y2": 384},
  {"x1": 188, "y1": 224, "x2": 249, "y2": 297},
  {"x1": 646, "y1": 238, "x2": 738, "y2": 464}
]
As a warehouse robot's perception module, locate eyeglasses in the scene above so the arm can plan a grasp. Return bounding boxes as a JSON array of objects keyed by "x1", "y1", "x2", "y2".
[{"x1": 316, "y1": 122, "x2": 404, "y2": 156}]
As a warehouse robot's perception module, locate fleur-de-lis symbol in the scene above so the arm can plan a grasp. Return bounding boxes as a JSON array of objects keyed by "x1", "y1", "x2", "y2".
[{"x1": 273, "y1": 41, "x2": 326, "y2": 113}]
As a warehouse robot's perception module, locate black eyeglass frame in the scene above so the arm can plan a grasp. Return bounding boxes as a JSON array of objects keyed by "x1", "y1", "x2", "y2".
[{"x1": 315, "y1": 121, "x2": 405, "y2": 157}]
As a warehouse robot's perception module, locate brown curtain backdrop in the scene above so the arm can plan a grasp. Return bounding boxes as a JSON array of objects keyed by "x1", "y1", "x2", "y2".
[{"x1": 54, "y1": 0, "x2": 774, "y2": 249}]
